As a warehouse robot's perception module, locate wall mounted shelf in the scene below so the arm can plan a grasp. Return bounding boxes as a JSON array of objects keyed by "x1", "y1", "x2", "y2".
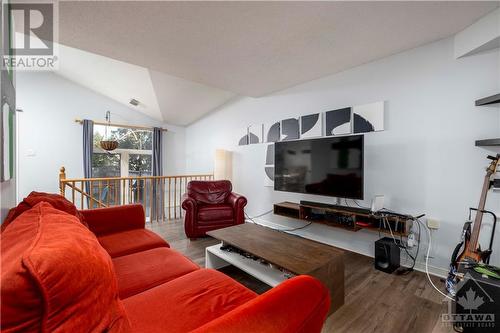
[
  {"x1": 475, "y1": 94, "x2": 500, "y2": 147},
  {"x1": 475, "y1": 93, "x2": 500, "y2": 106},
  {"x1": 273, "y1": 201, "x2": 412, "y2": 236},
  {"x1": 475, "y1": 138, "x2": 500, "y2": 147}
]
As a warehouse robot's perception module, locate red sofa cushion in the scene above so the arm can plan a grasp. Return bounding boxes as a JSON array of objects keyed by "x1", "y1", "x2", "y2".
[
  {"x1": 1, "y1": 191, "x2": 86, "y2": 232},
  {"x1": 187, "y1": 180, "x2": 232, "y2": 204},
  {"x1": 191, "y1": 275, "x2": 330, "y2": 333},
  {"x1": 80, "y1": 204, "x2": 146, "y2": 236},
  {"x1": 1, "y1": 202, "x2": 130, "y2": 332},
  {"x1": 123, "y1": 269, "x2": 257, "y2": 333},
  {"x1": 1, "y1": 206, "x2": 42, "y2": 331},
  {"x1": 198, "y1": 203, "x2": 233, "y2": 221},
  {"x1": 98, "y1": 228, "x2": 169, "y2": 258},
  {"x1": 113, "y1": 247, "x2": 199, "y2": 299}
]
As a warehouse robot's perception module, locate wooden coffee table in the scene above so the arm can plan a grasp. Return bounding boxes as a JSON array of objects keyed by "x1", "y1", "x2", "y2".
[{"x1": 206, "y1": 223, "x2": 344, "y2": 314}]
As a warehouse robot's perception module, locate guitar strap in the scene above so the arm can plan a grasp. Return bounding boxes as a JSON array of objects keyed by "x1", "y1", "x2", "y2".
[{"x1": 450, "y1": 241, "x2": 463, "y2": 266}]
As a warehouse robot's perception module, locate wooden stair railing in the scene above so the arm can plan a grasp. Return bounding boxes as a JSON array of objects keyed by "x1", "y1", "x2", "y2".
[{"x1": 59, "y1": 167, "x2": 214, "y2": 222}]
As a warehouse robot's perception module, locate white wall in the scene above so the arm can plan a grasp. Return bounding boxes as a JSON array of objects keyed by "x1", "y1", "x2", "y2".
[
  {"x1": 186, "y1": 38, "x2": 500, "y2": 275},
  {"x1": 16, "y1": 72, "x2": 186, "y2": 200}
]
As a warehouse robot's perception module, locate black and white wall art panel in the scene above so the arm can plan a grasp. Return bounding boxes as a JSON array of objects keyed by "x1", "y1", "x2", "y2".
[
  {"x1": 281, "y1": 118, "x2": 299, "y2": 141},
  {"x1": 264, "y1": 121, "x2": 280, "y2": 143},
  {"x1": 237, "y1": 127, "x2": 249, "y2": 146},
  {"x1": 264, "y1": 166, "x2": 274, "y2": 187},
  {"x1": 265, "y1": 144, "x2": 275, "y2": 165},
  {"x1": 300, "y1": 113, "x2": 322, "y2": 138},
  {"x1": 248, "y1": 124, "x2": 264, "y2": 144},
  {"x1": 352, "y1": 101, "x2": 385, "y2": 133},
  {"x1": 325, "y1": 107, "x2": 352, "y2": 136},
  {"x1": 264, "y1": 144, "x2": 275, "y2": 187},
  {"x1": 237, "y1": 101, "x2": 385, "y2": 185}
]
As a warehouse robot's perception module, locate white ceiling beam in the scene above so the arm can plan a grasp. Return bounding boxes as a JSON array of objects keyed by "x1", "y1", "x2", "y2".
[{"x1": 454, "y1": 8, "x2": 500, "y2": 58}]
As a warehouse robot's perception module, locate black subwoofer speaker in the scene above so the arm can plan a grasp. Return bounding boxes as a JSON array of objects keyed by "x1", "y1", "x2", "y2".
[{"x1": 374, "y1": 237, "x2": 400, "y2": 274}]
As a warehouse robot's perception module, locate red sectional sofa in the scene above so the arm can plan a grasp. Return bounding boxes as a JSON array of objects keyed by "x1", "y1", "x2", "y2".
[{"x1": 1, "y1": 193, "x2": 331, "y2": 332}]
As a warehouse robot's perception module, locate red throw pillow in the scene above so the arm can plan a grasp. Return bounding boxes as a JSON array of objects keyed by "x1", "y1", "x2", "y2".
[
  {"x1": 1, "y1": 202, "x2": 131, "y2": 332},
  {"x1": 1, "y1": 191, "x2": 87, "y2": 232}
]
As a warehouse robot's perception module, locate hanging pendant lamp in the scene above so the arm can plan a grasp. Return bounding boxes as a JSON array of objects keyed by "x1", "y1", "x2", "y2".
[{"x1": 100, "y1": 111, "x2": 119, "y2": 151}]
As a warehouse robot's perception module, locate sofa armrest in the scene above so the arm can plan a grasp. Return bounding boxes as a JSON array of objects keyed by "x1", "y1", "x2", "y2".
[
  {"x1": 181, "y1": 194, "x2": 198, "y2": 212},
  {"x1": 226, "y1": 192, "x2": 247, "y2": 225},
  {"x1": 191, "y1": 275, "x2": 330, "y2": 333},
  {"x1": 182, "y1": 194, "x2": 198, "y2": 238},
  {"x1": 79, "y1": 204, "x2": 145, "y2": 236}
]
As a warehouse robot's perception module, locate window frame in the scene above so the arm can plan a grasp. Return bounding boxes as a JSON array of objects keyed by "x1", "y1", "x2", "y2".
[{"x1": 93, "y1": 147, "x2": 152, "y2": 178}]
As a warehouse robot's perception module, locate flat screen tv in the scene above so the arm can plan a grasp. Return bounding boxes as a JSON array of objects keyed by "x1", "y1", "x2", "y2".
[{"x1": 274, "y1": 135, "x2": 364, "y2": 199}]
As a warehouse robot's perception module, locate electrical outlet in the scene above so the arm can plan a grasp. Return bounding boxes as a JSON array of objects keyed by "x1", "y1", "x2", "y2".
[{"x1": 427, "y1": 218, "x2": 440, "y2": 230}]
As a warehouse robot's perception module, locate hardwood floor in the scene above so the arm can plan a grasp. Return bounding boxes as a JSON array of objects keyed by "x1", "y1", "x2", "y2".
[{"x1": 147, "y1": 220, "x2": 453, "y2": 333}]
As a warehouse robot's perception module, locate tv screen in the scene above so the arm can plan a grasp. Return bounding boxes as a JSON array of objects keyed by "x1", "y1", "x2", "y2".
[{"x1": 274, "y1": 135, "x2": 364, "y2": 199}]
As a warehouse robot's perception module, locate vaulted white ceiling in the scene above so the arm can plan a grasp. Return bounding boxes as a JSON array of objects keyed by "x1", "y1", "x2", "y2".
[
  {"x1": 43, "y1": 1, "x2": 500, "y2": 125},
  {"x1": 55, "y1": 43, "x2": 236, "y2": 124},
  {"x1": 57, "y1": 44, "x2": 163, "y2": 121},
  {"x1": 149, "y1": 69, "x2": 235, "y2": 125}
]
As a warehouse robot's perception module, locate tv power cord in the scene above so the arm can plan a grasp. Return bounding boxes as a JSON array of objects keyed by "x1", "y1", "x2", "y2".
[
  {"x1": 378, "y1": 213, "x2": 423, "y2": 275},
  {"x1": 244, "y1": 210, "x2": 273, "y2": 224}
]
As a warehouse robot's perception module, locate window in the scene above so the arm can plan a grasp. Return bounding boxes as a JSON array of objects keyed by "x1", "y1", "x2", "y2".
[
  {"x1": 92, "y1": 153, "x2": 120, "y2": 178},
  {"x1": 129, "y1": 154, "x2": 152, "y2": 177},
  {"x1": 92, "y1": 125, "x2": 153, "y2": 207}
]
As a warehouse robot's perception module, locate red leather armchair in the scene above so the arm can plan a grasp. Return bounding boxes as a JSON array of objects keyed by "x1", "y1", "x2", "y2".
[{"x1": 182, "y1": 180, "x2": 247, "y2": 238}]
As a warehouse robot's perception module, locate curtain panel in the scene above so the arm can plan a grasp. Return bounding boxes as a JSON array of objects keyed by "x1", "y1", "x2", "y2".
[
  {"x1": 82, "y1": 119, "x2": 93, "y2": 208},
  {"x1": 152, "y1": 127, "x2": 163, "y2": 220}
]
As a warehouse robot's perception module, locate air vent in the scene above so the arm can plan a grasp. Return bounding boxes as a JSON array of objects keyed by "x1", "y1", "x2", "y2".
[{"x1": 129, "y1": 98, "x2": 140, "y2": 106}]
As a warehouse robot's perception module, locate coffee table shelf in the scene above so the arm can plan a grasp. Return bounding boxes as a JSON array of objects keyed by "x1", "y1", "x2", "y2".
[
  {"x1": 206, "y1": 243, "x2": 291, "y2": 287},
  {"x1": 206, "y1": 223, "x2": 345, "y2": 314}
]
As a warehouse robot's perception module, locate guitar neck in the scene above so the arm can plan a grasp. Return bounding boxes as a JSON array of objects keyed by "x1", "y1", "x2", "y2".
[{"x1": 468, "y1": 174, "x2": 490, "y2": 251}]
